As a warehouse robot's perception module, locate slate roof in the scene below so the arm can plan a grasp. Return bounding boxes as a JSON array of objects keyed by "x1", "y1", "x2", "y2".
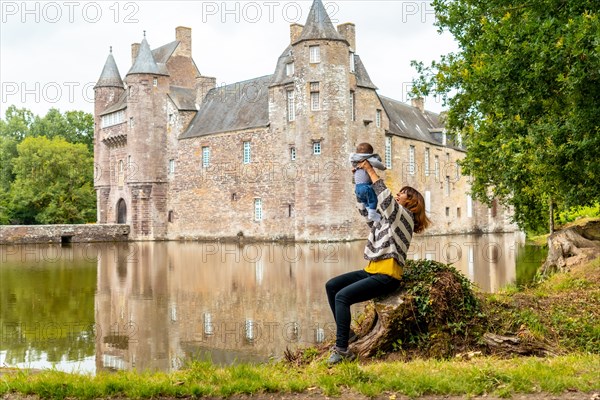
[
  {"x1": 99, "y1": 91, "x2": 128, "y2": 116},
  {"x1": 354, "y1": 55, "x2": 377, "y2": 90},
  {"x1": 152, "y1": 41, "x2": 179, "y2": 64},
  {"x1": 127, "y1": 37, "x2": 168, "y2": 76},
  {"x1": 379, "y1": 95, "x2": 449, "y2": 147},
  {"x1": 95, "y1": 49, "x2": 124, "y2": 89},
  {"x1": 168, "y1": 86, "x2": 197, "y2": 111},
  {"x1": 180, "y1": 75, "x2": 272, "y2": 138},
  {"x1": 270, "y1": 46, "x2": 294, "y2": 87},
  {"x1": 294, "y1": 0, "x2": 347, "y2": 44}
]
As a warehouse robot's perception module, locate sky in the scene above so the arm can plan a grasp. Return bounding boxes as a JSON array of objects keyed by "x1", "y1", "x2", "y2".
[{"x1": 0, "y1": 0, "x2": 459, "y2": 118}]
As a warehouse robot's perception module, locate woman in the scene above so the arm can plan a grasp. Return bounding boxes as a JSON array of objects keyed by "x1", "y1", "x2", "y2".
[{"x1": 325, "y1": 159, "x2": 431, "y2": 364}]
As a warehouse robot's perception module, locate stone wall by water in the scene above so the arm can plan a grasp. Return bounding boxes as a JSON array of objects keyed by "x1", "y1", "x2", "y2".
[{"x1": 0, "y1": 224, "x2": 130, "y2": 244}]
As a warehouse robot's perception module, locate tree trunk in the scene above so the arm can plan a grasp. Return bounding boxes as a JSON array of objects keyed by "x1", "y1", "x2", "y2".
[
  {"x1": 540, "y1": 220, "x2": 600, "y2": 276},
  {"x1": 548, "y1": 199, "x2": 555, "y2": 234},
  {"x1": 350, "y1": 292, "x2": 415, "y2": 358}
]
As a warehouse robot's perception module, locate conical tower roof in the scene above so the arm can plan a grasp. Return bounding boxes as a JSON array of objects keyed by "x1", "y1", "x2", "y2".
[
  {"x1": 127, "y1": 35, "x2": 164, "y2": 76},
  {"x1": 95, "y1": 47, "x2": 124, "y2": 89},
  {"x1": 294, "y1": 0, "x2": 346, "y2": 44}
]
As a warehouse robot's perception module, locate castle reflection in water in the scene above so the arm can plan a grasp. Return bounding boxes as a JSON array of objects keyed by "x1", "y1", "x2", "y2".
[{"x1": 94, "y1": 234, "x2": 522, "y2": 372}]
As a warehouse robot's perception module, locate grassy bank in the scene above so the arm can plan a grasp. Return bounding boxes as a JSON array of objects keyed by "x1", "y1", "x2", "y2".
[{"x1": 1, "y1": 353, "x2": 599, "y2": 399}]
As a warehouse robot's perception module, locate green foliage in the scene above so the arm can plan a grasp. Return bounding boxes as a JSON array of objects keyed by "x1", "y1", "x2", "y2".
[
  {"x1": 403, "y1": 259, "x2": 482, "y2": 327},
  {"x1": 556, "y1": 203, "x2": 600, "y2": 226},
  {"x1": 394, "y1": 259, "x2": 485, "y2": 356},
  {"x1": 0, "y1": 106, "x2": 96, "y2": 224},
  {"x1": 412, "y1": 0, "x2": 600, "y2": 233},
  {"x1": 8, "y1": 136, "x2": 96, "y2": 224}
]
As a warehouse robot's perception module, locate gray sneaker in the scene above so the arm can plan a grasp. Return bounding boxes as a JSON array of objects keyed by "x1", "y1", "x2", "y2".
[{"x1": 327, "y1": 347, "x2": 356, "y2": 365}]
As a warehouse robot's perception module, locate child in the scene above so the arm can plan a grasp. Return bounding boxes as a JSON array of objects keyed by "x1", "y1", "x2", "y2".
[{"x1": 349, "y1": 142, "x2": 386, "y2": 222}]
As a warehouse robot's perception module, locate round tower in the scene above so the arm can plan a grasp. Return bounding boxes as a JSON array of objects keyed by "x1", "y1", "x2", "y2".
[
  {"x1": 123, "y1": 33, "x2": 170, "y2": 239},
  {"x1": 94, "y1": 47, "x2": 125, "y2": 223}
]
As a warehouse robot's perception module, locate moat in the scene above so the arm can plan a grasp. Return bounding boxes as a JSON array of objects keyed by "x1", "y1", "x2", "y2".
[{"x1": 0, "y1": 233, "x2": 546, "y2": 374}]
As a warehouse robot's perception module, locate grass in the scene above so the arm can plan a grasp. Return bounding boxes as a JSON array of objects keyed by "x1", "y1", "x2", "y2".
[{"x1": 1, "y1": 354, "x2": 599, "y2": 399}]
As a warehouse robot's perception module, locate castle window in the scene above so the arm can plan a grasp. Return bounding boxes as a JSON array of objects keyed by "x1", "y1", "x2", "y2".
[
  {"x1": 101, "y1": 110, "x2": 125, "y2": 128},
  {"x1": 350, "y1": 91, "x2": 356, "y2": 121},
  {"x1": 445, "y1": 207, "x2": 450, "y2": 216},
  {"x1": 129, "y1": 117, "x2": 134, "y2": 128},
  {"x1": 434, "y1": 155, "x2": 440, "y2": 181},
  {"x1": 153, "y1": 77, "x2": 158, "y2": 87},
  {"x1": 309, "y1": 45, "x2": 320, "y2": 63},
  {"x1": 287, "y1": 90, "x2": 295, "y2": 121},
  {"x1": 425, "y1": 191, "x2": 431, "y2": 217},
  {"x1": 385, "y1": 136, "x2": 392, "y2": 169},
  {"x1": 409, "y1": 145, "x2": 415, "y2": 175},
  {"x1": 168, "y1": 159, "x2": 175, "y2": 175},
  {"x1": 243, "y1": 141, "x2": 251, "y2": 164},
  {"x1": 457, "y1": 207, "x2": 462, "y2": 218},
  {"x1": 445, "y1": 176, "x2": 451, "y2": 196},
  {"x1": 313, "y1": 141, "x2": 321, "y2": 155},
  {"x1": 376, "y1": 109, "x2": 381, "y2": 128},
  {"x1": 202, "y1": 146, "x2": 210, "y2": 168},
  {"x1": 286, "y1": 62, "x2": 294, "y2": 76},
  {"x1": 310, "y1": 82, "x2": 320, "y2": 111},
  {"x1": 168, "y1": 210, "x2": 174, "y2": 223},
  {"x1": 424, "y1": 148, "x2": 430, "y2": 176},
  {"x1": 254, "y1": 198, "x2": 263, "y2": 221},
  {"x1": 290, "y1": 146, "x2": 296, "y2": 161},
  {"x1": 349, "y1": 52, "x2": 355, "y2": 73}
]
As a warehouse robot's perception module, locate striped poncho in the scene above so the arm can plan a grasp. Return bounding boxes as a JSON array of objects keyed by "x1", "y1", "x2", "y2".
[{"x1": 357, "y1": 179, "x2": 415, "y2": 265}]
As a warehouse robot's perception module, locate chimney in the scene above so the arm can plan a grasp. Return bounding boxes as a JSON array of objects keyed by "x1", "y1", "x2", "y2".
[
  {"x1": 337, "y1": 23, "x2": 356, "y2": 50},
  {"x1": 131, "y1": 42, "x2": 140, "y2": 63},
  {"x1": 176, "y1": 26, "x2": 192, "y2": 57},
  {"x1": 411, "y1": 97, "x2": 425, "y2": 113},
  {"x1": 290, "y1": 23, "x2": 303, "y2": 44},
  {"x1": 195, "y1": 76, "x2": 216, "y2": 106}
]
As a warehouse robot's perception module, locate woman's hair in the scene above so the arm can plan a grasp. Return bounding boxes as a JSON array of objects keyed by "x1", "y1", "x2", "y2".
[{"x1": 398, "y1": 186, "x2": 431, "y2": 233}]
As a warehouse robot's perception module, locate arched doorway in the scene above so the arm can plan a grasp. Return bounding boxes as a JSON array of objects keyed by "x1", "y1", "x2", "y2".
[{"x1": 116, "y1": 199, "x2": 127, "y2": 224}]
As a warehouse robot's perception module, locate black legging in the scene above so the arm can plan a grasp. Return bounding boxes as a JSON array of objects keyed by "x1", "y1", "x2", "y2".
[{"x1": 325, "y1": 270, "x2": 400, "y2": 348}]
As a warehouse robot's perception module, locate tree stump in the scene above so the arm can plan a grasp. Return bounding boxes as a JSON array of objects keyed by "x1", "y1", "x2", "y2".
[
  {"x1": 349, "y1": 260, "x2": 484, "y2": 359},
  {"x1": 540, "y1": 220, "x2": 600, "y2": 276}
]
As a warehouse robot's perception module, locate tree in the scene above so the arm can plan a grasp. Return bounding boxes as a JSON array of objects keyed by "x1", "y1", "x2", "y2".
[
  {"x1": 0, "y1": 105, "x2": 34, "y2": 141},
  {"x1": 30, "y1": 108, "x2": 94, "y2": 151},
  {"x1": 412, "y1": 0, "x2": 600, "y2": 233},
  {"x1": 9, "y1": 136, "x2": 96, "y2": 224}
]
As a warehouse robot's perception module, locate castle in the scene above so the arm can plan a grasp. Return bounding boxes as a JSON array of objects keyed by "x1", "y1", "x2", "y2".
[{"x1": 93, "y1": 0, "x2": 516, "y2": 241}]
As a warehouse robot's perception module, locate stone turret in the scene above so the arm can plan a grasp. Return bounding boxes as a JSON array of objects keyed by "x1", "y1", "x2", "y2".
[
  {"x1": 94, "y1": 47, "x2": 125, "y2": 222},
  {"x1": 124, "y1": 33, "x2": 170, "y2": 239}
]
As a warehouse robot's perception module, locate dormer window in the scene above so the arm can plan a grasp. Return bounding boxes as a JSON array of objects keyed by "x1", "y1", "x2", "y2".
[
  {"x1": 309, "y1": 45, "x2": 320, "y2": 63},
  {"x1": 286, "y1": 62, "x2": 294, "y2": 76}
]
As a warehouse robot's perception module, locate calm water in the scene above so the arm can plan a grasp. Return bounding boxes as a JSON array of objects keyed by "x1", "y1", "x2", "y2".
[{"x1": 0, "y1": 233, "x2": 546, "y2": 374}]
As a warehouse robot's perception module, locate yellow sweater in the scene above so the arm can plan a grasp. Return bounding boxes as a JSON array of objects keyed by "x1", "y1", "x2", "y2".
[{"x1": 364, "y1": 257, "x2": 403, "y2": 280}]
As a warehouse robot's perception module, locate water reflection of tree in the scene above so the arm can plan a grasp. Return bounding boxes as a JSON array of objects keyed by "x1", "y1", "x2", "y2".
[
  {"x1": 0, "y1": 258, "x2": 96, "y2": 365},
  {"x1": 515, "y1": 245, "x2": 548, "y2": 287}
]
